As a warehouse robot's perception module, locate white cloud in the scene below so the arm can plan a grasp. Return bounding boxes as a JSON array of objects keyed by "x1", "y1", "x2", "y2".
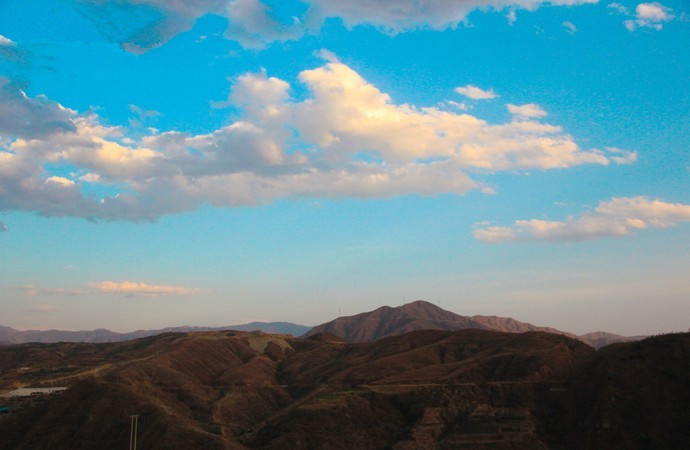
[
  {"x1": 0, "y1": 35, "x2": 16, "y2": 47},
  {"x1": 455, "y1": 84, "x2": 498, "y2": 100},
  {"x1": 0, "y1": 77, "x2": 76, "y2": 138},
  {"x1": 562, "y1": 21, "x2": 577, "y2": 34},
  {"x1": 0, "y1": 57, "x2": 631, "y2": 221},
  {"x1": 507, "y1": 103, "x2": 548, "y2": 118},
  {"x1": 637, "y1": 2, "x2": 672, "y2": 21},
  {"x1": 45, "y1": 176, "x2": 75, "y2": 187},
  {"x1": 92, "y1": 281, "x2": 200, "y2": 296},
  {"x1": 623, "y1": 2, "x2": 674, "y2": 31},
  {"x1": 506, "y1": 10, "x2": 518, "y2": 25},
  {"x1": 474, "y1": 196, "x2": 690, "y2": 243},
  {"x1": 79, "y1": 173, "x2": 101, "y2": 183}
]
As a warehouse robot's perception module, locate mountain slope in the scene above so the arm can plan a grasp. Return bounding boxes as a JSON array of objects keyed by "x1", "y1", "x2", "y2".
[
  {"x1": 304, "y1": 300, "x2": 638, "y2": 348},
  {"x1": 1, "y1": 329, "x2": 687, "y2": 449},
  {"x1": 0, "y1": 328, "x2": 593, "y2": 449},
  {"x1": 303, "y1": 300, "x2": 491, "y2": 342}
]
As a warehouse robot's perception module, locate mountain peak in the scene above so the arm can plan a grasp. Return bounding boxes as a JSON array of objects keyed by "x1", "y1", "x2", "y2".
[
  {"x1": 304, "y1": 301, "x2": 640, "y2": 348},
  {"x1": 304, "y1": 301, "x2": 485, "y2": 342}
]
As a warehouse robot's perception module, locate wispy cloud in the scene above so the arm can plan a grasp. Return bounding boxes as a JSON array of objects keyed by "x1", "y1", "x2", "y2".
[
  {"x1": 91, "y1": 281, "x2": 201, "y2": 296},
  {"x1": 9, "y1": 285, "x2": 85, "y2": 297},
  {"x1": 128, "y1": 104, "x2": 161, "y2": 129},
  {"x1": 606, "y1": 147, "x2": 638, "y2": 165},
  {"x1": 619, "y1": 2, "x2": 675, "y2": 31},
  {"x1": 455, "y1": 84, "x2": 498, "y2": 100},
  {"x1": 475, "y1": 196, "x2": 690, "y2": 243},
  {"x1": 608, "y1": 3, "x2": 629, "y2": 15},
  {"x1": 507, "y1": 103, "x2": 547, "y2": 119},
  {"x1": 5, "y1": 282, "x2": 201, "y2": 297},
  {"x1": 562, "y1": 21, "x2": 577, "y2": 34}
]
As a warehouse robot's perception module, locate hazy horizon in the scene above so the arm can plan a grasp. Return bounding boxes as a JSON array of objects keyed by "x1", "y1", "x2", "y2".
[{"x1": 1, "y1": 0, "x2": 688, "y2": 337}]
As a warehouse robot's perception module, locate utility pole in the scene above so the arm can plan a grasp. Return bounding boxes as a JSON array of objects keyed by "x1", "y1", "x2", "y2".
[{"x1": 129, "y1": 414, "x2": 139, "y2": 450}]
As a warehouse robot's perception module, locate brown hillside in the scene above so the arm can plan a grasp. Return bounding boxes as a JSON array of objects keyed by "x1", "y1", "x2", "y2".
[
  {"x1": 0, "y1": 330, "x2": 686, "y2": 449},
  {"x1": 546, "y1": 332, "x2": 690, "y2": 449}
]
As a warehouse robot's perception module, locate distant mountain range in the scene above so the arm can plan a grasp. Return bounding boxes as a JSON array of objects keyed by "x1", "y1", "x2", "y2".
[
  {"x1": 0, "y1": 300, "x2": 641, "y2": 349},
  {"x1": 304, "y1": 300, "x2": 640, "y2": 349},
  {"x1": 0, "y1": 322, "x2": 310, "y2": 345}
]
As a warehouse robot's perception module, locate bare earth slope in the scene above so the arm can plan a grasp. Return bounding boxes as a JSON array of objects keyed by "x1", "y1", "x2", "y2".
[{"x1": 1, "y1": 329, "x2": 687, "y2": 449}]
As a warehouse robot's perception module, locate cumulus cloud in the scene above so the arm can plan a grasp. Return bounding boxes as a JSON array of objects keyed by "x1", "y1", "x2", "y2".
[
  {"x1": 507, "y1": 103, "x2": 548, "y2": 119},
  {"x1": 75, "y1": 0, "x2": 601, "y2": 53},
  {"x1": 623, "y1": 2, "x2": 674, "y2": 31},
  {"x1": 92, "y1": 281, "x2": 200, "y2": 296},
  {"x1": 455, "y1": 84, "x2": 498, "y2": 100},
  {"x1": 0, "y1": 57, "x2": 632, "y2": 221},
  {"x1": 474, "y1": 196, "x2": 690, "y2": 243},
  {"x1": 0, "y1": 77, "x2": 76, "y2": 138}
]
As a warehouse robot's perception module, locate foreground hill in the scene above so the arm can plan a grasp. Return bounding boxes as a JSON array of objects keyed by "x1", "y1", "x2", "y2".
[
  {"x1": 304, "y1": 300, "x2": 637, "y2": 348},
  {"x1": 0, "y1": 322, "x2": 310, "y2": 345},
  {"x1": 1, "y1": 329, "x2": 688, "y2": 449}
]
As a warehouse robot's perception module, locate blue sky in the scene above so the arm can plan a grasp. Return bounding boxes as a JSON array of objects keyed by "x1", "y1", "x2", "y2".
[{"x1": 0, "y1": 0, "x2": 688, "y2": 335}]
